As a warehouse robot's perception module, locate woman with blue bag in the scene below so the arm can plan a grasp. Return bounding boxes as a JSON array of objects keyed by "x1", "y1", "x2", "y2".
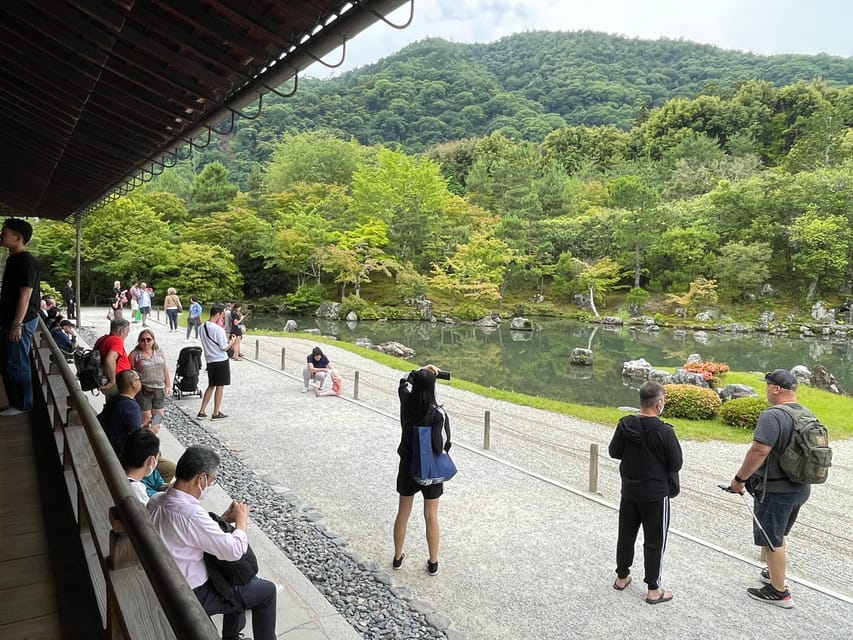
[{"x1": 393, "y1": 364, "x2": 454, "y2": 576}]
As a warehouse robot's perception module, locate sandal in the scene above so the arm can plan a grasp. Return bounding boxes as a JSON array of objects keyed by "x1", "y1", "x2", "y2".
[
  {"x1": 613, "y1": 576, "x2": 631, "y2": 591},
  {"x1": 645, "y1": 589, "x2": 673, "y2": 604}
]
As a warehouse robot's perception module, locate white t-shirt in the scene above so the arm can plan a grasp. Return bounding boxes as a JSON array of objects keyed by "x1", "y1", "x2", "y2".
[
  {"x1": 128, "y1": 478, "x2": 149, "y2": 505},
  {"x1": 200, "y1": 321, "x2": 228, "y2": 363}
]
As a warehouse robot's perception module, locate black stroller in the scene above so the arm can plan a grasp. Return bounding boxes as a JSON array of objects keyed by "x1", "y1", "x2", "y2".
[{"x1": 173, "y1": 346, "x2": 203, "y2": 399}]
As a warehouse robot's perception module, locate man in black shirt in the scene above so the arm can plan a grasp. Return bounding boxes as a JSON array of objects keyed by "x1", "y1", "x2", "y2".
[
  {"x1": 0, "y1": 218, "x2": 41, "y2": 416},
  {"x1": 609, "y1": 381, "x2": 683, "y2": 604}
]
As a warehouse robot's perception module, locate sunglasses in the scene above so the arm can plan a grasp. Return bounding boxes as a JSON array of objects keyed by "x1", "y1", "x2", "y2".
[{"x1": 139, "y1": 337, "x2": 153, "y2": 342}]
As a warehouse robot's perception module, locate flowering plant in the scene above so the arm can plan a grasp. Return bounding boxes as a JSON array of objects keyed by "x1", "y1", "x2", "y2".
[{"x1": 682, "y1": 360, "x2": 729, "y2": 381}]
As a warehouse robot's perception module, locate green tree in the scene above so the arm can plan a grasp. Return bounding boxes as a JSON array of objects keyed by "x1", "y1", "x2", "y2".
[
  {"x1": 789, "y1": 207, "x2": 851, "y2": 298},
  {"x1": 265, "y1": 131, "x2": 366, "y2": 190},
  {"x1": 572, "y1": 256, "x2": 623, "y2": 318},
  {"x1": 188, "y1": 161, "x2": 238, "y2": 218},
  {"x1": 714, "y1": 241, "x2": 772, "y2": 301}
]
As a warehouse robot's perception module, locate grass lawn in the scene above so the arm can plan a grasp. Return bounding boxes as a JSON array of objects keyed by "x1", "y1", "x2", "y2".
[{"x1": 259, "y1": 330, "x2": 852, "y2": 443}]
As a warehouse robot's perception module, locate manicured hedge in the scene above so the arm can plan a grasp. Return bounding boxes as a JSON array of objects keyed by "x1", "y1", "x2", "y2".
[
  {"x1": 719, "y1": 396, "x2": 769, "y2": 429},
  {"x1": 662, "y1": 383, "x2": 722, "y2": 420}
]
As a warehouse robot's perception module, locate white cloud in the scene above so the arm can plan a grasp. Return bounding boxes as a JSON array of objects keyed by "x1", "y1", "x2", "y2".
[{"x1": 310, "y1": 0, "x2": 853, "y2": 77}]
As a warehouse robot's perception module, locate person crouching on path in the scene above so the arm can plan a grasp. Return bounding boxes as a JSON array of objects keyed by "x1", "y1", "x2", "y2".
[
  {"x1": 609, "y1": 380, "x2": 682, "y2": 604},
  {"x1": 198, "y1": 304, "x2": 237, "y2": 420},
  {"x1": 393, "y1": 364, "x2": 452, "y2": 576},
  {"x1": 302, "y1": 346, "x2": 331, "y2": 392}
]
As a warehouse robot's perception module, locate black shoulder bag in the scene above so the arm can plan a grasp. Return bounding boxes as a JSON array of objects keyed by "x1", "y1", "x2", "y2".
[
  {"x1": 203, "y1": 512, "x2": 258, "y2": 605},
  {"x1": 634, "y1": 416, "x2": 680, "y2": 498}
]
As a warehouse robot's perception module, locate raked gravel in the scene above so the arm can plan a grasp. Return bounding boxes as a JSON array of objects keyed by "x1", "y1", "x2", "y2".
[{"x1": 77, "y1": 314, "x2": 853, "y2": 640}]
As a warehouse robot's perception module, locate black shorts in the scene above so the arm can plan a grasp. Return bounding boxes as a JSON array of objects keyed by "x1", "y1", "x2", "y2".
[
  {"x1": 206, "y1": 359, "x2": 230, "y2": 387},
  {"x1": 396, "y1": 458, "x2": 443, "y2": 499}
]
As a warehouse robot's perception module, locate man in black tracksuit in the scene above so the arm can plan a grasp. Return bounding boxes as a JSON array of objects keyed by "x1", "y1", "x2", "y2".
[{"x1": 609, "y1": 381, "x2": 683, "y2": 604}]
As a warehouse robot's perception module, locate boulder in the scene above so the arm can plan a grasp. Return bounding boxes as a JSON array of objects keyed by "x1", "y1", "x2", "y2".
[
  {"x1": 315, "y1": 302, "x2": 340, "y2": 320},
  {"x1": 510, "y1": 316, "x2": 533, "y2": 331},
  {"x1": 354, "y1": 338, "x2": 374, "y2": 349},
  {"x1": 376, "y1": 341, "x2": 415, "y2": 358},
  {"x1": 573, "y1": 293, "x2": 590, "y2": 310},
  {"x1": 345, "y1": 311, "x2": 358, "y2": 322},
  {"x1": 686, "y1": 353, "x2": 702, "y2": 364},
  {"x1": 799, "y1": 325, "x2": 815, "y2": 337},
  {"x1": 671, "y1": 368, "x2": 708, "y2": 387},
  {"x1": 601, "y1": 316, "x2": 623, "y2": 325},
  {"x1": 284, "y1": 319, "x2": 298, "y2": 333},
  {"x1": 811, "y1": 301, "x2": 835, "y2": 324},
  {"x1": 304, "y1": 328, "x2": 321, "y2": 335},
  {"x1": 693, "y1": 330, "x2": 709, "y2": 343},
  {"x1": 758, "y1": 311, "x2": 776, "y2": 323},
  {"x1": 718, "y1": 384, "x2": 757, "y2": 402},
  {"x1": 695, "y1": 309, "x2": 719, "y2": 322},
  {"x1": 791, "y1": 365, "x2": 811, "y2": 385},
  {"x1": 622, "y1": 358, "x2": 652, "y2": 380},
  {"x1": 648, "y1": 370, "x2": 672, "y2": 385},
  {"x1": 474, "y1": 316, "x2": 499, "y2": 328},
  {"x1": 761, "y1": 283, "x2": 775, "y2": 297},
  {"x1": 570, "y1": 348, "x2": 593, "y2": 366},
  {"x1": 811, "y1": 364, "x2": 842, "y2": 394},
  {"x1": 673, "y1": 329, "x2": 687, "y2": 339}
]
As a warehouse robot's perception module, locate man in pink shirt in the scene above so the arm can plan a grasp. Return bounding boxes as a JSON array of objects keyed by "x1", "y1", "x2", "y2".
[{"x1": 147, "y1": 446, "x2": 276, "y2": 640}]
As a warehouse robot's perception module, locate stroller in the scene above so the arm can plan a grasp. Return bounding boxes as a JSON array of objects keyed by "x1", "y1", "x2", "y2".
[{"x1": 173, "y1": 346, "x2": 203, "y2": 399}]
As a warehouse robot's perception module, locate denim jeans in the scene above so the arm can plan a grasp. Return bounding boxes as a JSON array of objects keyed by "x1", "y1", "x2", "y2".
[
  {"x1": 166, "y1": 308, "x2": 179, "y2": 330},
  {"x1": 186, "y1": 316, "x2": 200, "y2": 339},
  {"x1": 1, "y1": 316, "x2": 38, "y2": 410}
]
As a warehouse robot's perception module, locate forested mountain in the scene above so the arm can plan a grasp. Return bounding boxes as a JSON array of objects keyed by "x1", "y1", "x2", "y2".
[
  {"x1": 30, "y1": 31, "x2": 853, "y2": 321},
  {"x1": 215, "y1": 30, "x2": 853, "y2": 176}
]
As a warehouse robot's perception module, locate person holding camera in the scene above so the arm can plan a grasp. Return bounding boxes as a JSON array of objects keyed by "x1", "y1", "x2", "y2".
[{"x1": 392, "y1": 364, "x2": 452, "y2": 576}]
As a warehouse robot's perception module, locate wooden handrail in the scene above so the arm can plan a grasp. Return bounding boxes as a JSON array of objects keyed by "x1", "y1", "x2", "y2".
[{"x1": 36, "y1": 318, "x2": 218, "y2": 640}]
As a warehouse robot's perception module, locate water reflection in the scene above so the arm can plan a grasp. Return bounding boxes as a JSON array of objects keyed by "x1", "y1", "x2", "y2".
[{"x1": 253, "y1": 315, "x2": 853, "y2": 408}]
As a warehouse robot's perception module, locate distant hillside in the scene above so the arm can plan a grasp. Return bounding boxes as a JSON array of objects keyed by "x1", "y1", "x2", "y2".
[{"x1": 215, "y1": 30, "x2": 853, "y2": 172}]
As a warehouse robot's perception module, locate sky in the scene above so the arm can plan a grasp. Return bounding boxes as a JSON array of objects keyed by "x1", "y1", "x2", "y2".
[{"x1": 310, "y1": 0, "x2": 853, "y2": 77}]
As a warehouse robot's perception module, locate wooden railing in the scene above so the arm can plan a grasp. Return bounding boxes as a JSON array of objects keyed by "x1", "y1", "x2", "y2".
[{"x1": 34, "y1": 320, "x2": 218, "y2": 640}]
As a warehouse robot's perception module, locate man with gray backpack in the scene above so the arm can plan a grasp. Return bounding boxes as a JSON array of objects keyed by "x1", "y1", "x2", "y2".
[{"x1": 727, "y1": 369, "x2": 832, "y2": 609}]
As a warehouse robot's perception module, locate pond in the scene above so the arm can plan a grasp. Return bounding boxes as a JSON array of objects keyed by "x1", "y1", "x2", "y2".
[{"x1": 248, "y1": 315, "x2": 853, "y2": 408}]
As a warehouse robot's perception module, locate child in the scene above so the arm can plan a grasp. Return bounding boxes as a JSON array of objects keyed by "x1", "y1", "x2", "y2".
[{"x1": 316, "y1": 367, "x2": 342, "y2": 397}]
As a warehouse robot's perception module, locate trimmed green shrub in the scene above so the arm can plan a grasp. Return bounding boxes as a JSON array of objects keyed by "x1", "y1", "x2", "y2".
[
  {"x1": 662, "y1": 384, "x2": 722, "y2": 420},
  {"x1": 719, "y1": 397, "x2": 768, "y2": 429}
]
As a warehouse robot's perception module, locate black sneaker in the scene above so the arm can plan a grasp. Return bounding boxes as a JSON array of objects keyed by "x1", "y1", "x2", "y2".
[
  {"x1": 392, "y1": 553, "x2": 405, "y2": 570},
  {"x1": 211, "y1": 412, "x2": 228, "y2": 419},
  {"x1": 747, "y1": 584, "x2": 793, "y2": 609},
  {"x1": 759, "y1": 567, "x2": 788, "y2": 588},
  {"x1": 426, "y1": 560, "x2": 439, "y2": 576}
]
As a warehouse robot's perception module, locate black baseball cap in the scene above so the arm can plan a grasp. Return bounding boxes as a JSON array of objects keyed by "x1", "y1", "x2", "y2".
[{"x1": 764, "y1": 369, "x2": 797, "y2": 390}]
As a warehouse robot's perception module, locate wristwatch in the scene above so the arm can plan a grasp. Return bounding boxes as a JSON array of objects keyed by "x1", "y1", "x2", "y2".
[{"x1": 734, "y1": 474, "x2": 747, "y2": 483}]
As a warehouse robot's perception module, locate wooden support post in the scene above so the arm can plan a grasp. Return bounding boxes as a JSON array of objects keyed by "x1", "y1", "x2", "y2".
[
  {"x1": 483, "y1": 411, "x2": 491, "y2": 450},
  {"x1": 254, "y1": 339, "x2": 259, "y2": 360},
  {"x1": 353, "y1": 371, "x2": 359, "y2": 400},
  {"x1": 281, "y1": 347, "x2": 286, "y2": 370},
  {"x1": 589, "y1": 444, "x2": 599, "y2": 493}
]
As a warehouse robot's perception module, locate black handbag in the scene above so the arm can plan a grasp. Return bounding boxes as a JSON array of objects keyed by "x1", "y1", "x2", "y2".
[{"x1": 203, "y1": 512, "x2": 258, "y2": 605}]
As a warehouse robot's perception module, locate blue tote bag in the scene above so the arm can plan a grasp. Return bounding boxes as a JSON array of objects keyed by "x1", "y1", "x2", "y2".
[{"x1": 411, "y1": 408, "x2": 456, "y2": 486}]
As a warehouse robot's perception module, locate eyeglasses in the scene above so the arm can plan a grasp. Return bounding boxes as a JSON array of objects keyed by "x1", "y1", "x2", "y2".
[
  {"x1": 139, "y1": 337, "x2": 153, "y2": 342},
  {"x1": 206, "y1": 473, "x2": 217, "y2": 485}
]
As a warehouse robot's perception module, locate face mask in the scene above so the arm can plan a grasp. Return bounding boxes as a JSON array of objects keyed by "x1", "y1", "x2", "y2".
[
  {"x1": 658, "y1": 401, "x2": 666, "y2": 416},
  {"x1": 199, "y1": 475, "x2": 212, "y2": 501}
]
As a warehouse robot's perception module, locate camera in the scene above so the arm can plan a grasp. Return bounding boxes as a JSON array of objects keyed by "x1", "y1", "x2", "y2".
[{"x1": 436, "y1": 370, "x2": 451, "y2": 380}]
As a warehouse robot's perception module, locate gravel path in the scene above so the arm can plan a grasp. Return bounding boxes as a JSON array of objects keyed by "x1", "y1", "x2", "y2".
[{"x1": 78, "y1": 310, "x2": 853, "y2": 639}]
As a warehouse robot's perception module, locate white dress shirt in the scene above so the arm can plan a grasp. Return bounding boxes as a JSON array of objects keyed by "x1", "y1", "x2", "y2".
[{"x1": 147, "y1": 487, "x2": 248, "y2": 588}]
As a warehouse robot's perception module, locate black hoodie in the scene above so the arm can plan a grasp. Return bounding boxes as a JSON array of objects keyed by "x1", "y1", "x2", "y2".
[{"x1": 609, "y1": 414, "x2": 683, "y2": 500}]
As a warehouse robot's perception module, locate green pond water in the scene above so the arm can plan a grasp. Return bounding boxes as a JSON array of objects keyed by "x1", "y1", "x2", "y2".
[{"x1": 248, "y1": 315, "x2": 853, "y2": 408}]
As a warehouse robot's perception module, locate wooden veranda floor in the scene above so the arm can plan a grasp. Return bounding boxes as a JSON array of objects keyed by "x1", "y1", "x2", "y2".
[{"x1": 0, "y1": 380, "x2": 103, "y2": 639}]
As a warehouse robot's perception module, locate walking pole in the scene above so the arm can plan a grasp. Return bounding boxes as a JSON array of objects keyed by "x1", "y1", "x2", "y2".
[{"x1": 718, "y1": 485, "x2": 776, "y2": 552}]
